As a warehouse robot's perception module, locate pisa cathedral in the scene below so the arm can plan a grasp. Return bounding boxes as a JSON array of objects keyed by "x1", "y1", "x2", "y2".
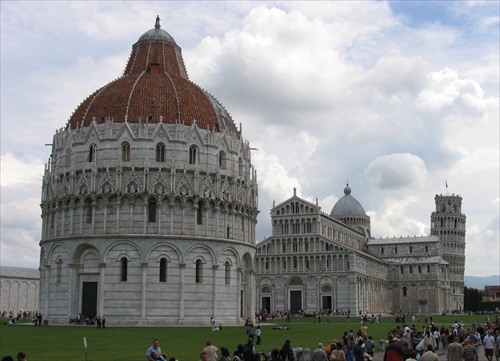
[
  {"x1": 255, "y1": 186, "x2": 466, "y2": 316},
  {"x1": 38, "y1": 18, "x2": 466, "y2": 325}
]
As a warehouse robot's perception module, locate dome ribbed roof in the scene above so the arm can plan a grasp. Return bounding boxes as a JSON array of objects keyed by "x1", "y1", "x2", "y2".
[
  {"x1": 67, "y1": 16, "x2": 238, "y2": 136},
  {"x1": 137, "y1": 16, "x2": 176, "y2": 44},
  {"x1": 330, "y1": 185, "x2": 367, "y2": 218}
]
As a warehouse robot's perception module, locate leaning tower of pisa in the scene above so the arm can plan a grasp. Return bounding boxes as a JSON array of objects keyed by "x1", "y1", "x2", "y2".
[{"x1": 430, "y1": 194, "x2": 466, "y2": 312}]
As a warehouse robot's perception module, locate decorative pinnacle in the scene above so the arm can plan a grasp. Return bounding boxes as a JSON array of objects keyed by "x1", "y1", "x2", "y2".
[{"x1": 155, "y1": 15, "x2": 161, "y2": 29}]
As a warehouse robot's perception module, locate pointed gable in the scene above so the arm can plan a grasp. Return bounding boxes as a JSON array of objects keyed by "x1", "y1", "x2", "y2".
[{"x1": 271, "y1": 190, "x2": 321, "y2": 217}]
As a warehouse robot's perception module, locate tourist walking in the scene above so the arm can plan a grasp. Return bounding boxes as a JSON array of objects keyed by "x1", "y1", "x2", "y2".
[
  {"x1": 462, "y1": 339, "x2": 478, "y2": 361},
  {"x1": 420, "y1": 346, "x2": 438, "y2": 361},
  {"x1": 446, "y1": 336, "x2": 463, "y2": 361},
  {"x1": 256, "y1": 326, "x2": 262, "y2": 345},
  {"x1": 484, "y1": 330, "x2": 496, "y2": 361},
  {"x1": 312, "y1": 343, "x2": 328, "y2": 361}
]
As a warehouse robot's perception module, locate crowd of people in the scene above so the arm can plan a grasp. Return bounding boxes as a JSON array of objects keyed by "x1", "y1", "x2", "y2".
[
  {"x1": 144, "y1": 318, "x2": 378, "y2": 361},
  {"x1": 142, "y1": 314, "x2": 500, "y2": 361},
  {"x1": 382, "y1": 315, "x2": 500, "y2": 361},
  {"x1": 68, "y1": 313, "x2": 106, "y2": 327},
  {"x1": 1, "y1": 310, "x2": 42, "y2": 326}
]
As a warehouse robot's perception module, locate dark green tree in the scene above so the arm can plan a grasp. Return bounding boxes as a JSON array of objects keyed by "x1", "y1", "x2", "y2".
[{"x1": 464, "y1": 287, "x2": 482, "y2": 312}]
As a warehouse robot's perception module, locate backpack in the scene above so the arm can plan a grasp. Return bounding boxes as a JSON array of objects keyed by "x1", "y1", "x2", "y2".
[{"x1": 326, "y1": 343, "x2": 337, "y2": 356}]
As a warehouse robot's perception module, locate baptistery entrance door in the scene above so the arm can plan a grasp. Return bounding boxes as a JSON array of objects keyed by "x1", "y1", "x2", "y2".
[
  {"x1": 322, "y1": 295, "x2": 332, "y2": 310},
  {"x1": 290, "y1": 290, "x2": 302, "y2": 313},
  {"x1": 261, "y1": 297, "x2": 271, "y2": 313},
  {"x1": 81, "y1": 282, "x2": 98, "y2": 318}
]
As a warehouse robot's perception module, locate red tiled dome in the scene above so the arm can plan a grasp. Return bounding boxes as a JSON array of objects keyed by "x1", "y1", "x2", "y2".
[{"x1": 67, "y1": 17, "x2": 238, "y2": 136}]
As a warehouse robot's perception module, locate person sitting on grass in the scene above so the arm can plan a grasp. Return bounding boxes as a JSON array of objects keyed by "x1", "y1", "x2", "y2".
[{"x1": 146, "y1": 339, "x2": 167, "y2": 361}]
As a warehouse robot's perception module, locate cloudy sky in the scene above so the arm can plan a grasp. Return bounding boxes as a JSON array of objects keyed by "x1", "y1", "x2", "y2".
[{"x1": 1, "y1": 1, "x2": 498, "y2": 277}]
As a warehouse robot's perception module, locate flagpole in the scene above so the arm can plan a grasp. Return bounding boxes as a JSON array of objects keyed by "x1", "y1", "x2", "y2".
[{"x1": 84, "y1": 337, "x2": 88, "y2": 361}]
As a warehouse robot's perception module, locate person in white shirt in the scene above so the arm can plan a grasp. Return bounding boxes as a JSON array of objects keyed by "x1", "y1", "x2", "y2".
[{"x1": 484, "y1": 330, "x2": 496, "y2": 361}]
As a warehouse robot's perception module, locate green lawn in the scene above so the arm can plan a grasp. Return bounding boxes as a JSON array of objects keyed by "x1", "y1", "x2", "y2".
[{"x1": 0, "y1": 314, "x2": 491, "y2": 361}]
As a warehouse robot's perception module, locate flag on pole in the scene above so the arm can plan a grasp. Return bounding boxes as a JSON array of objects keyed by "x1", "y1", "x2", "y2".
[{"x1": 445, "y1": 180, "x2": 448, "y2": 189}]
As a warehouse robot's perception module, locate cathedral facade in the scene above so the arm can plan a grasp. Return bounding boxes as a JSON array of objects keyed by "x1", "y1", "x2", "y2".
[
  {"x1": 254, "y1": 186, "x2": 466, "y2": 316},
  {"x1": 39, "y1": 18, "x2": 258, "y2": 325}
]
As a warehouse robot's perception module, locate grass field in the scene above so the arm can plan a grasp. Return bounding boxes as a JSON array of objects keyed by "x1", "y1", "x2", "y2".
[{"x1": 0, "y1": 314, "x2": 493, "y2": 361}]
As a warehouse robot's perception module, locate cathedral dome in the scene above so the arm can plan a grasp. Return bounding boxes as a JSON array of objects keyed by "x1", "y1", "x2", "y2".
[
  {"x1": 330, "y1": 185, "x2": 367, "y2": 218},
  {"x1": 67, "y1": 16, "x2": 238, "y2": 136}
]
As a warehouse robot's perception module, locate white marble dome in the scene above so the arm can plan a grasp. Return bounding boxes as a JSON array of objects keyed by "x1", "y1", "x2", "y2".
[
  {"x1": 330, "y1": 185, "x2": 367, "y2": 217},
  {"x1": 38, "y1": 17, "x2": 258, "y2": 326}
]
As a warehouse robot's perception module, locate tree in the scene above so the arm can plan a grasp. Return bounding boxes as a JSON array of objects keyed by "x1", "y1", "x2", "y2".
[{"x1": 464, "y1": 287, "x2": 482, "y2": 312}]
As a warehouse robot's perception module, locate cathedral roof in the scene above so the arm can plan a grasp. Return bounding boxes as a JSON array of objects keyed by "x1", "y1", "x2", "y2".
[
  {"x1": 67, "y1": 16, "x2": 238, "y2": 137},
  {"x1": 383, "y1": 256, "x2": 448, "y2": 265},
  {"x1": 367, "y1": 235, "x2": 439, "y2": 245},
  {"x1": 0, "y1": 266, "x2": 39, "y2": 279},
  {"x1": 330, "y1": 185, "x2": 367, "y2": 218}
]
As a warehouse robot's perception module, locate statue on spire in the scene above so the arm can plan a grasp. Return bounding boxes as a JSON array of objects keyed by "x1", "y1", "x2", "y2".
[{"x1": 155, "y1": 15, "x2": 161, "y2": 29}]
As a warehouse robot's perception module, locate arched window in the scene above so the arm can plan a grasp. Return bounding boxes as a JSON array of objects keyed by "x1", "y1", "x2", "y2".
[
  {"x1": 85, "y1": 199, "x2": 92, "y2": 224},
  {"x1": 88, "y1": 144, "x2": 97, "y2": 162},
  {"x1": 159, "y1": 258, "x2": 167, "y2": 283},
  {"x1": 225, "y1": 261, "x2": 230, "y2": 285},
  {"x1": 122, "y1": 142, "x2": 131, "y2": 162},
  {"x1": 156, "y1": 143, "x2": 165, "y2": 162},
  {"x1": 50, "y1": 211, "x2": 55, "y2": 231},
  {"x1": 218, "y1": 151, "x2": 226, "y2": 169},
  {"x1": 189, "y1": 145, "x2": 198, "y2": 164},
  {"x1": 56, "y1": 258, "x2": 63, "y2": 284},
  {"x1": 197, "y1": 201, "x2": 203, "y2": 225},
  {"x1": 195, "y1": 259, "x2": 203, "y2": 283},
  {"x1": 425, "y1": 245, "x2": 429, "y2": 252},
  {"x1": 120, "y1": 257, "x2": 128, "y2": 282},
  {"x1": 65, "y1": 149, "x2": 72, "y2": 167},
  {"x1": 402, "y1": 286, "x2": 407, "y2": 297},
  {"x1": 148, "y1": 198, "x2": 157, "y2": 222},
  {"x1": 409, "y1": 246, "x2": 413, "y2": 253}
]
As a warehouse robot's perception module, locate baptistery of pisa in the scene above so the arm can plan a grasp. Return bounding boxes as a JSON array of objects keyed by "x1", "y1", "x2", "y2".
[{"x1": 39, "y1": 17, "x2": 258, "y2": 325}]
